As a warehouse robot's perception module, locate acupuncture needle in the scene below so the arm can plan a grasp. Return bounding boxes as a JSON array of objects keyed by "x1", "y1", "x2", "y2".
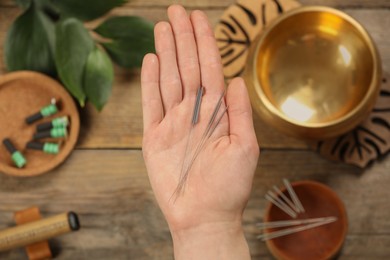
[
  {"x1": 179, "y1": 86, "x2": 204, "y2": 176},
  {"x1": 174, "y1": 86, "x2": 205, "y2": 197},
  {"x1": 207, "y1": 105, "x2": 228, "y2": 138},
  {"x1": 181, "y1": 91, "x2": 226, "y2": 178},
  {"x1": 257, "y1": 217, "x2": 337, "y2": 241},
  {"x1": 283, "y1": 179, "x2": 305, "y2": 213},
  {"x1": 265, "y1": 194, "x2": 297, "y2": 218},
  {"x1": 192, "y1": 86, "x2": 205, "y2": 124},
  {"x1": 272, "y1": 185, "x2": 300, "y2": 213},
  {"x1": 191, "y1": 90, "x2": 225, "y2": 151},
  {"x1": 184, "y1": 104, "x2": 228, "y2": 176},
  {"x1": 175, "y1": 90, "x2": 226, "y2": 195},
  {"x1": 267, "y1": 191, "x2": 298, "y2": 218},
  {"x1": 256, "y1": 217, "x2": 336, "y2": 229}
]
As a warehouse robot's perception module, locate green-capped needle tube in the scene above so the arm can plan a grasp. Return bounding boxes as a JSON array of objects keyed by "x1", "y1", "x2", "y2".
[
  {"x1": 41, "y1": 104, "x2": 58, "y2": 117},
  {"x1": 12, "y1": 152, "x2": 27, "y2": 168},
  {"x1": 2, "y1": 138, "x2": 26, "y2": 168},
  {"x1": 26, "y1": 99, "x2": 59, "y2": 125},
  {"x1": 36, "y1": 116, "x2": 69, "y2": 132},
  {"x1": 33, "y1": 127, "x2": 67, "y2": 140},
  {"x1": 26, "y1": 142, "x2": 60, "y2": 154}
]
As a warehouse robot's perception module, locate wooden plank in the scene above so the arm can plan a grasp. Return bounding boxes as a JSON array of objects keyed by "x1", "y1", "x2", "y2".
[
  {"x1": 0, "y1": 7, "x2": 389, "y2": 149},
  {"x1": 1, "y1": 0, "x2": 390, "y2": 8},
  {"x1": 0, "y1": 8, "x2": 22, "y2": 74},
  {"x1": 77, "y1": 71, "x2": 144, "y2": 148},
  {"x1": 0, "y1": 150, "x2": 389, "y2": 259}
]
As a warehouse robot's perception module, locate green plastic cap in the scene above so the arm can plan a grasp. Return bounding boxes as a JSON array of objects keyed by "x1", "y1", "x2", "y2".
[
  {"x1": 52, "y1": 117, "x2": 69, "y2": 128},
  {"x1": 11, "y1": 151, "x2": 27, "y2": 168},
  {"x1": 41, "y1": 104, "x2": 58, "y2": 117},
  {"x1": 50, "y1": 127, "x2": 67, "y2": 138},
  {"x1": 43, "y1": 143, "x2": 60, "y2": 154}
]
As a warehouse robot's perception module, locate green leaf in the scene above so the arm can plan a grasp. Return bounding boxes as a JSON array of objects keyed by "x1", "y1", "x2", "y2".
[
  {"x1": 94, "y1": 16, "x2": 154, "y2": 40},
  {"x1": 55, "y1": 18, "x2": 94, "y2": 106},
  {"x1": 102, "y1": 36, "x2": 154, "y2": 68},
  {"x1": 84, "y1": 46, "x2": 113, "y2": 111},
  {"x1": 14, "y1": 0, "x2": 31, "y2": 8},
  {"x1": 5, "y1": 2, "x2": 56, "y2": 75},
  {"x1": 95, "y1": 15, "x2": 155, "y2": 68},
  {"x1": 52, "y1": 0, "x2": 127, "y2": 21}
]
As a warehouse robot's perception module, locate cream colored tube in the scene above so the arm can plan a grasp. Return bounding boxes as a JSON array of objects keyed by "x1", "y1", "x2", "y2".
[{"x1": 0, "y1": 212, "x2": 79, "y2": 252}]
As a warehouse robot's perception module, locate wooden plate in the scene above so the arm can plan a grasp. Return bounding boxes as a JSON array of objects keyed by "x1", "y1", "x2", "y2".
[
  {"x1": 264, "y1": 181, "x2": 348, "y2": 260},
  {"x1": 0, "y1": 71, "x2": 79, "y2": 177}
]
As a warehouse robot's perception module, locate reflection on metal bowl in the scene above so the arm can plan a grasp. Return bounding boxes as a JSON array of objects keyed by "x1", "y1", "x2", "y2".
[{"x1": 244, "y1": 6, "x2": 382, "y2": 139}]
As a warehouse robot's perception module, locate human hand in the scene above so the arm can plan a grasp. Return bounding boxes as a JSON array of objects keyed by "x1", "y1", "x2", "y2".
[{"x1": 141, "y1": 5, "x2": 259, "y2": 259}]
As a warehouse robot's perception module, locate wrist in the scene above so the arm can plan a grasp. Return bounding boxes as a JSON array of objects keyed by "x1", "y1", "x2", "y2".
[{"x1": 170, "y1": 220, "x2": 250, "y2": 260}]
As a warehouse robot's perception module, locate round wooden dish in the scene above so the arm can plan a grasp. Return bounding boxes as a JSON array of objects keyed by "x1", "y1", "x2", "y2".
[
  {"x1": 264, "y1": 181, "x2": 348, "y2": 260},
  {"x1": 0, "y1": 71, "x2": 79, "y2": 177}
]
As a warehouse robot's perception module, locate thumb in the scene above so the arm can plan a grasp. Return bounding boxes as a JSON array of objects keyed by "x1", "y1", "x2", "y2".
[{"x1": 226, "y1": 77, "x2": 258, "y2": 149}]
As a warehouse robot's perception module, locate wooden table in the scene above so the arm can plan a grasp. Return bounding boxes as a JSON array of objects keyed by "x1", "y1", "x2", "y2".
[{"x1": 0, "y1": 0, "x2": 389, "y2": 259}]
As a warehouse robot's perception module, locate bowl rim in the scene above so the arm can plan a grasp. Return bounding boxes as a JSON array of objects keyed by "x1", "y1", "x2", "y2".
[{"x1": 251, "y1": 5, "x2": 382, "y2": 129}]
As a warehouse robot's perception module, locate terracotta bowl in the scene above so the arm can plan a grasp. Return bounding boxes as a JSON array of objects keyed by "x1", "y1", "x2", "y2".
[
  {"x1": 244, "y1": 6, "x2": 382, "y2": 139},
  {"x1": 264, "y1": 181, "x2": 348, "y2": 260}
]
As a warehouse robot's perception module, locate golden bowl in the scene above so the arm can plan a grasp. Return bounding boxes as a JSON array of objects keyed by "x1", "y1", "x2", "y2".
[{"x1": 244, "y1": 6, "x2": 382, "y2": 139}]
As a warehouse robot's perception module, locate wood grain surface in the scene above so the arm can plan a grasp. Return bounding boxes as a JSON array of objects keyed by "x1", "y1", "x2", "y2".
[
  {"x1": 0, "y1": 0, "x2": 389, "y2": 259},
  {"x1": 0, "y1": 150, "x2": 389, "y2": 259}
]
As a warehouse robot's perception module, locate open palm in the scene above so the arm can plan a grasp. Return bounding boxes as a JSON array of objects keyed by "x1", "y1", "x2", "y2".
[{"x1": 141, "y1": 5, "x2": 259, "y2": 233}]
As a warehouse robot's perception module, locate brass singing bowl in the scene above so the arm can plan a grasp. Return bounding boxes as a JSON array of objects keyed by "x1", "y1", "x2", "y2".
[{"x1": 244, "y1": 6, "x2": 382, "y2": 139}]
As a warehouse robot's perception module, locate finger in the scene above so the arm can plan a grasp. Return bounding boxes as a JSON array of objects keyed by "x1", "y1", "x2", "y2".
[
  {"x1": 168, "y1": 5, "x2": 200, "y2": 98},
  {"x1": 190, "y1": 10, "x2": 225, "y2": 96},
  {"x1": 154, "y1": 21, "x2": 182, "y2": 112},
  {"x1": 226, "y1": 77, "x2": 258, "y2": 147},
  {"x1": 141, "y1": 53, "x2": 163, "y2": 132}
]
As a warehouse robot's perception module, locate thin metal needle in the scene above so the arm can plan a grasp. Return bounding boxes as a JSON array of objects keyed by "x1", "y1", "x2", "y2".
[
  {"x1": 265, "y1": 194, "x2": 297, "y2": 219},
  {"x1": 172, "y1": 86, "x2": 205, "y2": 199},
  {"x1": 267, "y1": 191, "x2": 297, "y2": 218},
  {"x1": 257, "y1": 217, "x2": 337, "y2": 240},
  {"x1": 208, "y1": 106, "x2": 228, "y2": 138},
  {"x1": 202, "y1": 90, "x2": 226, "y2": 138},
  {"x1": 184, "y1": 105, "x2": 228, "y2": 176},
  {"x1": 272, "y1": 185, "x2": 300, "y2": 213},
  {"x1": 192, "y1": 87, "x2": 205, "y2": 124},
  {"x1": 283, "y1": 179, "x2": 305, "y2": 213},
  {"x1": 180, "y1": 91, "x2": 226, "y2": 183},
  {"x1": 195, "y1": 90, "x2": 226, "y2": 148},
  {"x1": 256, "y1": 217, "x2": 336, "y2": 229}
]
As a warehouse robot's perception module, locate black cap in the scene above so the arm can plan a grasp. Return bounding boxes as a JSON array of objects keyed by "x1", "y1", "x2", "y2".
[
  {"x1": 33, "y1": 131, "x2": 51, "y2": 140},
  {"x1": 3, "y1": 138, "x2": 17, "y2": 154},
  {"x1": 67, "y1": 212, "x2": 81, "y2": 231},
  {"x1": 26, "y1": 112, "x2": 43, "y2": 125},
  {"x1": 26, "y1": 141, "x2": 44, "y2": 150},
  {"x1": 36, "y1": 121, "x2": 53, "y2": 132}
]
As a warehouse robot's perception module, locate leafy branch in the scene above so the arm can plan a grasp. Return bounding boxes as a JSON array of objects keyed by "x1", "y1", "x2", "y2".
[{"x1": 5, "y1": 0, "x2": 155, "y2": 110}]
